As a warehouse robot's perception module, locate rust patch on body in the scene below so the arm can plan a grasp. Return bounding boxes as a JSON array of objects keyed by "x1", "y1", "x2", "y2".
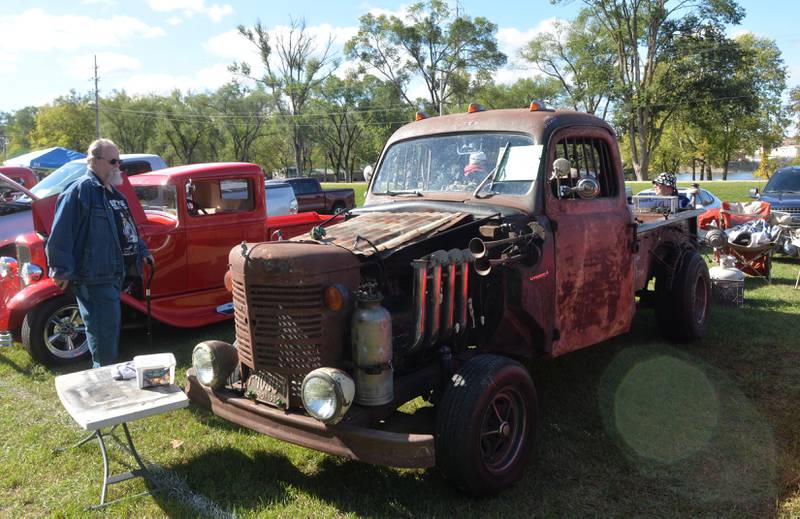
[{"x1": 303, "y1": 211, "x2": 470, "y2": 256}]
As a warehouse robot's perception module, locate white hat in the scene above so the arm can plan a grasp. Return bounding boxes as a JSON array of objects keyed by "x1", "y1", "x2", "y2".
[{"x1": 469, "y1": 151, "x2": 486, "y2": 165}]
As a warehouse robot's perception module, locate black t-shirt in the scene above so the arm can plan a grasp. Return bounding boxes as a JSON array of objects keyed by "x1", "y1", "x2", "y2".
[{"x1": 107, "y1": 188, "x2": 139, "y2": 275}]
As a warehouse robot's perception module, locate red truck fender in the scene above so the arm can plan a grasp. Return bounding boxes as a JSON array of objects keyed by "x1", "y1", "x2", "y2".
[{"x1": 1, "y1": 278, "x2": 63, "y2": 332}]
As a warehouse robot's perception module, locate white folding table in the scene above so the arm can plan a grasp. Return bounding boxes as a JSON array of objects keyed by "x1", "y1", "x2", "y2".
[{"x1": 55, "y1": 364, "x2": 189, "y2": 507}]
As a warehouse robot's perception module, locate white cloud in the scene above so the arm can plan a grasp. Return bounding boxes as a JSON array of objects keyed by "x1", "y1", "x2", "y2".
[
  {"x1": 167, "y1": 16, "x2": 183, "y2": 26},
  {"x1": 63, "y1": 52, "x2": 143, "y2": 79},
  {"x1": 0, "y1": 9, "x2": 164, "y2": 55},
  {"x1": 147, "y1": 0, "x2": 233, "y2": 22},
  {"x1": 80, "y1": 0, "x2": 116, "y2": 5},
  {"x1": 116, "y1": 63, "x2": 235, "y2": 96},
  {"x1": 495, "y1": 19, "x2": 563, "y2": 85}
]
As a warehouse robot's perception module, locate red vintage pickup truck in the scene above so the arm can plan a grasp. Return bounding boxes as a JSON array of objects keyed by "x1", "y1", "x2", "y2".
[{"x1": 0, "y1": 162, "x2": 332, "y2": 365}]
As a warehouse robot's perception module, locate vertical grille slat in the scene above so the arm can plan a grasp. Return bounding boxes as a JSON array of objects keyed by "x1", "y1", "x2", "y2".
[{"x1": 234, "y1": 281, "x2": 326, "y2": 408}]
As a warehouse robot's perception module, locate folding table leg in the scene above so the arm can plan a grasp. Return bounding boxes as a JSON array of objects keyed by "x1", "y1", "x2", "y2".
[{"x1": 90, "y1": 423, "x2": 153, "y2": 508}]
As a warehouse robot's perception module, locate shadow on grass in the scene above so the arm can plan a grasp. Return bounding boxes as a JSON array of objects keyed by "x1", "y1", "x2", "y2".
[{"x1": 140, "y1": 303, "x2": 796, "y2": 517}]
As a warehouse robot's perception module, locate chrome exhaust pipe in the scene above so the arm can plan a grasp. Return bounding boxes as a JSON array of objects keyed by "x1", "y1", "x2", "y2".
[
  {"x1": 410, "y1": 259, "x2": 428, "y2": 352},
  {"x1": 427, "y1": 251, "x2": 448, "y2": 347}
]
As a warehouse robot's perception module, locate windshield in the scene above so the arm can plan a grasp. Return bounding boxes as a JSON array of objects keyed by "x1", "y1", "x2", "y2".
[
  {"x1": 134, "y1": 184, "x2": 178, "y2": 216},
  {"x1": 372, "y1": 133, "x2": 541, "y2": 197},
  {"x1": 764, "y1": 169, "x2": 800, "y2": 193},
  {"x1": 30, "y1": 162, "x2": 88, "y2": 199}
]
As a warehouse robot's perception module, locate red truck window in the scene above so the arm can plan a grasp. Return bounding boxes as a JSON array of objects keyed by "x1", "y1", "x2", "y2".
[
  {"x1": 188, "y1": 178, "x2": 254, "y2": 215},
  {"x1": 553, "y1": 137, "x2": 616, "y2": 198}
]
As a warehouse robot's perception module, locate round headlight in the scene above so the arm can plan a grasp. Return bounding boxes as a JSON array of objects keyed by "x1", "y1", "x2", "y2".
[
  {"x1": 0, "y1": 256, "x2": 18, "y2": 278},
  {"x1": 301, "y1": 368, "x2": 355, "y2": 424},
  {"x1": 192, "y1": 340, "x2": 239, "y2": 388},
  {"x1": 20, "y1": 263, "x2": 42, "y2": 285}
]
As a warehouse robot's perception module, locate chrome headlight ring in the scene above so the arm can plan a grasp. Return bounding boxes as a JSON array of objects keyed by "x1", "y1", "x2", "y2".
[
  {"x1": 301, "y1": 368, "x2": 355, "y2": 425},
  {"x1": 19, "y1": 263, "x2": 42, "y2": 285},
  {"x1": 0, "y1": 256, "x2": 18, "y2": 279}
]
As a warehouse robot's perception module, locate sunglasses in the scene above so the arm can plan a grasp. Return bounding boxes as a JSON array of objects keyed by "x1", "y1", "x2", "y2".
[{"x1": 96, "y1": 156, "x2": 122, "y2": 166}]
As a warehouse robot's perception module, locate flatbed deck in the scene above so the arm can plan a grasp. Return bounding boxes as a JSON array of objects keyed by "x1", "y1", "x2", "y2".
[{"x1": 635, "y1": 208, "x2": 704, "y2": 234}]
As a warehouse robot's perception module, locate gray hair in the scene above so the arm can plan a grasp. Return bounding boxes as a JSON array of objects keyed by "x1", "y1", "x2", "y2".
[{"x1": 87, "y1": 138, "x2": 118, "y2": 159}]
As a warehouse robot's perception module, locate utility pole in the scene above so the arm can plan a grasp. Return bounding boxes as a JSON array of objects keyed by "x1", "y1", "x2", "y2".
[{"x1": 93, "y1": 55, "x2": 100, "y2": 138}]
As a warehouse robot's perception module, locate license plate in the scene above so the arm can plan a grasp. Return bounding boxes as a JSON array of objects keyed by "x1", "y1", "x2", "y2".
[{"x1": 246, "y1": 370, "x2": 288, "y2": 409}]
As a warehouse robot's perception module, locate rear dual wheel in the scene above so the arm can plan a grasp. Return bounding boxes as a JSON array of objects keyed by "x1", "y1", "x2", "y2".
[
  {"x1": 435, "y1": 355, "x2": 537, "y2": 496},
  {"x1": 655, "y1": 251, "x2": 711, "y2": 341}
]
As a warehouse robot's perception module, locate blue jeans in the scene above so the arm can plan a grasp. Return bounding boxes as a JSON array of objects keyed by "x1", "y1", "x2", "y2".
[{"x1": 74, "y1": 281, "x2": 122, "y2": 368}]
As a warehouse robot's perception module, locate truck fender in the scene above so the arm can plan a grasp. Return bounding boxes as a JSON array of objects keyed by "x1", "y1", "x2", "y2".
[{"x1": 3, "y1": 279, "x2": 64, "y2": 332}]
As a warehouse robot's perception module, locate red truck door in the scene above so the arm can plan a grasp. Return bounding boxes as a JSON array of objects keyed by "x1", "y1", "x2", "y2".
[
  {"x1": 183, "y1": 174, "x2": 266, "y2": 292},
  {"x1": 544, "y1": 129, "x2": 634, "y2": 356}
]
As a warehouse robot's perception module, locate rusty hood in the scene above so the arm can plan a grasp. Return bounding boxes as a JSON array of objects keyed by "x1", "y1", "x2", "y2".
[{"x1": 295, "y1": 210, "x2": 471, "y2": 257}]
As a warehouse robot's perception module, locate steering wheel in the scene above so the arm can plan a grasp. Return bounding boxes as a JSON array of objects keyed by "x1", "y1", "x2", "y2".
[{"x1": 186, "y1": 199, "x2": 207, "y2": 216}]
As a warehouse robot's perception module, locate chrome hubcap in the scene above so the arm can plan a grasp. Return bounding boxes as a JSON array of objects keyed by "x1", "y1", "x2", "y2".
[{"x1": 44, "y1": 305, "x2": 88, "y2": 359}]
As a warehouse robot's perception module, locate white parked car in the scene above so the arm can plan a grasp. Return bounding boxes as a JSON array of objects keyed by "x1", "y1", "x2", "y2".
[
  {"x1": 635, "y1": 186, "x2": 721, "y2": 211},
  {"x1": 264, "y1": 181, "x2": 299, "y2": 217}
]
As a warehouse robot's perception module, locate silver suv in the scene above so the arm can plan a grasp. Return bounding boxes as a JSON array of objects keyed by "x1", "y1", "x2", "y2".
[{"x1": 265, "y1": 182, "x2": 299, "y2": 217}]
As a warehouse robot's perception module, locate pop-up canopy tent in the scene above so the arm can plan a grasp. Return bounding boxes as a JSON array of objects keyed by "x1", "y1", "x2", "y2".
[{"x1": 4, "y1": 147, "x2": 86, "y2": 170}]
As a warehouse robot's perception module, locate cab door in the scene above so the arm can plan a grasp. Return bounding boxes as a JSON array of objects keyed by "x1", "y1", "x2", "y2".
[
  {"x1": 184, "y1": 175, "x2": 265, "y2": 292},
  {"x1": 544, "y1": 128, "x2": 634, "y2": 356}
]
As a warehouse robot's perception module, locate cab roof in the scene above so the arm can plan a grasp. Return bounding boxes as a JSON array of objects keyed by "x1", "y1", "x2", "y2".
[
  {"x1": 387, "y1": 108, "x2": 614, "y2": 147},
  {"x1": 129, "y1": 162, "x2": 264, "y2": 186}
]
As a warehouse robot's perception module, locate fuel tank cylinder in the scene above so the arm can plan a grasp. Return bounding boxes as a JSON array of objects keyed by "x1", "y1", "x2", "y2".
[{"x1": 351, "y1": 285, "x2": 393, "y2": 406}]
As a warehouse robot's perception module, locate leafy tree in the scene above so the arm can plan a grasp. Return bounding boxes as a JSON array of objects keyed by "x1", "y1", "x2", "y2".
[
  {"x1": 101, "y1": 91, "x2": 161, "y2": 154},
  {"x1": 471, "y1": 77, "x2": 564, "y2": 110},
  {"x1": 29, "y1": 91, "x2": 95, "y2": 152},
  {"x1": 154, "y1": 91, "x2": 214, "y2": 165},
  {"x1": 519, "y1": 12, "x2": 617, "y2": 116},
  {"x1": 210, "y1": 82, "x2": 271, "y2": 162},
  {"x1": 233, "y1": 17, "x2": 338, "y2": 175},
  {"x1": 346, "y1": 0, "x2": 506, "y2": 114},
  {"x1": 561, "y1": 0, "x2": 745, "y2": 180}
]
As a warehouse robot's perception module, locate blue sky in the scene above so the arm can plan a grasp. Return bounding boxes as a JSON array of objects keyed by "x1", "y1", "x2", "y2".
[{"x1": 1, "y1": 0, "x2": 798, "y2": 112}]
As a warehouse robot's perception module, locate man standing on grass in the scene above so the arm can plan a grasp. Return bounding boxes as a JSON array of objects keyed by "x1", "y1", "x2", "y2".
[{"x1": 46, "y1": 138, "x2": 154, "y2": 368}]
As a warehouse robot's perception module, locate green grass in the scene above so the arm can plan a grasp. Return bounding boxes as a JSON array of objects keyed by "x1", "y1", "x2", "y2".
[{"x1": 2, "y1": 256, "x2": 800, "y2": 516}]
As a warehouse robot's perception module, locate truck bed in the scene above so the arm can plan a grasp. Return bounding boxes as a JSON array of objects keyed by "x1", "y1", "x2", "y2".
[{"x1": 635, "y1": 208, "x2": 704, "y2": 234}]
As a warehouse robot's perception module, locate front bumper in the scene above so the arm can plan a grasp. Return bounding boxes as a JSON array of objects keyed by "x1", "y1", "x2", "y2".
[
  {"x1": 186, "y1": 369, "x2": 435, "y2": 468},
  {"x1": 0, "y1": 331, "x2": 13, "y2": 348}
]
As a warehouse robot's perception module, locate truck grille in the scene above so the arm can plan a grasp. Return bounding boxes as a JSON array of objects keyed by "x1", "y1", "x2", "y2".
[
  {"x1": 233, "y1": 280, "x2": 325, "y2": 407},
  {"x1": 773, "y1": 206, "x2": 800, "y2": 225},
  {"x1": 16, "y1": 244, "x2": 31, "y2": 289}
]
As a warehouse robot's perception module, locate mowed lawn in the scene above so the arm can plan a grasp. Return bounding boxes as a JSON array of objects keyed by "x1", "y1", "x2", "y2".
[{"x1": 2, "y1": 180, "x2": 799, "y2": 517}]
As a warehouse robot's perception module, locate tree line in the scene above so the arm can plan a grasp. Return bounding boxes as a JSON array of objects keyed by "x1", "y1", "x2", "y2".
[{"x1": 2, "y1": 0, "x2": 799, "y2": 181}]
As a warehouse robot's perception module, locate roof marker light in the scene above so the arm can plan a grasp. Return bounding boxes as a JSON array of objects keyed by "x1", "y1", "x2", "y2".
[
  {"x1": 467, "y1": 103, "x2": 484, "y2": 113},
  {"x1": 415, "y1": 111, "x2": 429, "y2": 121}
]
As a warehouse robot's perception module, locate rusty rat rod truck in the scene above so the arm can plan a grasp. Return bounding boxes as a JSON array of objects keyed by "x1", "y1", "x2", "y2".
[{"x1": 186, "y1": 105, "x2": 710, "y2": 495}]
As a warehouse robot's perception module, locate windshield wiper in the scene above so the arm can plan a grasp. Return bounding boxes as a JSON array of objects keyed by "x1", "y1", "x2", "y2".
[
  {"x1": 380, "y1": 189, "x2": 423, "y2": 197},
  {"x1": 473, "y1": 142, "x2": 511, "y2": 199}
]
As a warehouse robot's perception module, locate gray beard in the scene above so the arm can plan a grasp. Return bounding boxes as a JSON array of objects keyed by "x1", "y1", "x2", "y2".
[{"x1": 109, "y1": 169, "x2": 124, "y2": 186}]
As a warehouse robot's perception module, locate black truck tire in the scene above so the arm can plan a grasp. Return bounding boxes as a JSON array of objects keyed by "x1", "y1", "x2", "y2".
[
  {"x1": 435, "y1": 354, "x2": 537, "y2": 496},
  {"x1": 21, "y1": 295, "x2": 90, "y2": 365},
  {"x1": 331, "y1": 202, "x2": 347, "y2": 214},
  {"x1": 655, "y1": 251, "x2": 711, "y2": 341}
]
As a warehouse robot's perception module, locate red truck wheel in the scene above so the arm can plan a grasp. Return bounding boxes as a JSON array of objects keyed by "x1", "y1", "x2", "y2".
[
  {"x1": 435, "y1": 354, "x2": 537, "y2": 496},
  {"x1": 21, "y1": 295, "x2": 90, "y2": 365},
  {"x1": 655, "y1": 251, "x2": 710, "y2": 341}
]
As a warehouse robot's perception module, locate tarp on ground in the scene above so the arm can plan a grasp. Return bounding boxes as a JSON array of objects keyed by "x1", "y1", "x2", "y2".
[{"x1": 3, "y1": 147, "x2": 86, "y2": 169}]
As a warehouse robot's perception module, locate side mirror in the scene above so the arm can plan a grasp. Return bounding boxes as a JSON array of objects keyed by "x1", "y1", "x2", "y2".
[
  {"x1": 552, "y1": 158, "x2": 571, "y2": 178},
  {"x1": 748, "y1": 187, "x2": 758, "y2": 198},
  {"x1": 363, "y1": 165, "x2": 374, "y2": 184}
]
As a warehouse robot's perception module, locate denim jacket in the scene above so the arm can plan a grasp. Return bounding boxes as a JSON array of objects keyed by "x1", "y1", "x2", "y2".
[{"x1": 46, "y1": 171, "x2": 149, "y2": 285}]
